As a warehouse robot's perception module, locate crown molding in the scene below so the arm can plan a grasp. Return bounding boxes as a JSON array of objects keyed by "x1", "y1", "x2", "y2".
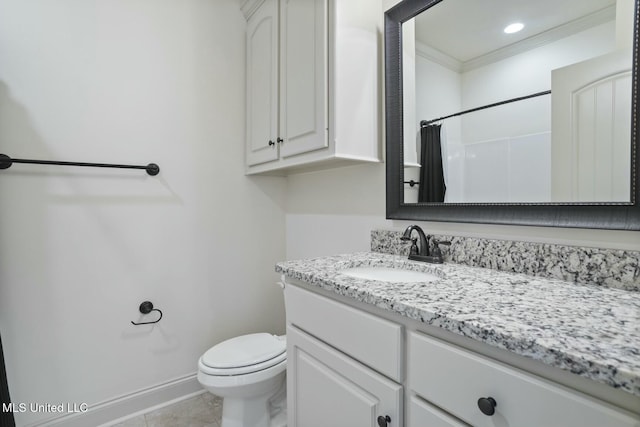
[{"x1": 416, "y1": 41, "x2": 462, "y2": 72}]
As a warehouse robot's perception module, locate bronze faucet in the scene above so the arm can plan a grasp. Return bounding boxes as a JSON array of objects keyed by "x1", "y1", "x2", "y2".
[{"x1": 400, "y1": 225, "x2": 450, "y2": 264}]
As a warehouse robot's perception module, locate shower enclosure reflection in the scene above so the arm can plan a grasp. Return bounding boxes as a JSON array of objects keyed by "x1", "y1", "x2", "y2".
[{"x1": 402, "y1": 0, "x2": 633, "y2": 204}]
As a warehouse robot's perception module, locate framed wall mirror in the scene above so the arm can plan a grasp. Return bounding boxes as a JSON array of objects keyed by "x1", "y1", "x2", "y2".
[{"x1": 385, "y1": 0, "x2": 640, "y2": 230}]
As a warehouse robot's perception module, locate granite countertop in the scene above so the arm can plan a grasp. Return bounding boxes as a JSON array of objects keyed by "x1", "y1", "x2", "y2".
[{"x1": 275, "y1": 252, "x2": 640, "y2": 398}]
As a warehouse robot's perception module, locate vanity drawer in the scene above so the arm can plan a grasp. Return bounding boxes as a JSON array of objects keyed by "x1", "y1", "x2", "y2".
[
  {"x1": 408, "y1": 331, "x2": 639, "y2": 427},
  {"x1": 284, "y1": 284, "x2": 402, "y2": 381}
]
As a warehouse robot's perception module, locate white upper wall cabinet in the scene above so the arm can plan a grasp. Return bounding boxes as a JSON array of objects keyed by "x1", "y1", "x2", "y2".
[{"x1": 241, "y1": 0, "x2": 383, "y2": 174}]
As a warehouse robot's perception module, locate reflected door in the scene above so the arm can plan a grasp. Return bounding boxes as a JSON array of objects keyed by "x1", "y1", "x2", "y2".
[{"x1": 551, "y1": 48, "x2": 632, "y2": 202}]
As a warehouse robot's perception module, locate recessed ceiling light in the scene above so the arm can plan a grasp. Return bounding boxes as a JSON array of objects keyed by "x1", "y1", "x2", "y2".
[{"x1": 504, "y1": 23, "x2": 524, "y2": 34}]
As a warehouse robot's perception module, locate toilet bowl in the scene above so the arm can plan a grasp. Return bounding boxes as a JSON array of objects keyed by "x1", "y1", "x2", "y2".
[{"x1": 198, "y1": 333, "x2": 287, "y2": 427}]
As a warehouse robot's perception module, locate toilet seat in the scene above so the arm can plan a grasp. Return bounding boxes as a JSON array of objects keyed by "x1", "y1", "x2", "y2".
[{"x1": 199, "y1": 333, "x2": 286, "y2": 376}]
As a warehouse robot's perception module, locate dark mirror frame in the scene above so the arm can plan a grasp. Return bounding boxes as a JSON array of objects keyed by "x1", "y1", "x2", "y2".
[{"x1": 385, "y1": 0, "x2": 640, "y2": 230}]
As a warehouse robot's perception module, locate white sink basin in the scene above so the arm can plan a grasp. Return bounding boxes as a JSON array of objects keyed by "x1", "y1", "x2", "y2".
[{"x1": 339, "y1": 266, "x2": 440, "y2": 283}]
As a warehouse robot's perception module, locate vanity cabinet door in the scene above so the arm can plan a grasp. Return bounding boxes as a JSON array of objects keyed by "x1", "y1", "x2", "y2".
[{"x1": 287, "y1": 325, "x2": 402, "y2": 427}]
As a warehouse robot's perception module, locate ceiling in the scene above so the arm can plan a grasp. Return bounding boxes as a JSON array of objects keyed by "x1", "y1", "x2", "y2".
[{"x1": 413, "y1": 0, "x2": 617, "y2": 64}]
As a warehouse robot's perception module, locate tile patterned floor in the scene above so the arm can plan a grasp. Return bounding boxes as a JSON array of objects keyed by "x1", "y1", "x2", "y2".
[{"x1": 108, "y1": 393, "x2": 222, "y2": 427}]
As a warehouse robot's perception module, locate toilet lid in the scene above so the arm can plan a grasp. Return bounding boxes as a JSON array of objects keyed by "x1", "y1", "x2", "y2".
[{"x1": 201, "y1": 333, "x2": 286, "y2": 369}]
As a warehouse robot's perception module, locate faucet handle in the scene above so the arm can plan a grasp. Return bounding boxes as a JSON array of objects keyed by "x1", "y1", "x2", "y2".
[
  {"x1": 431, "y1": 239, "x2": 451, "y2": 260},
  {"x1": 432, "y1": 239, "x2": 451, "y2": 247}
]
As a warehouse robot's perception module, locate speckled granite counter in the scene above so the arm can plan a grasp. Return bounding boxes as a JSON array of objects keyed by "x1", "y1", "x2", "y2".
[{"x1": 275, "y1": 252, "x2": 640, "y2": 398}]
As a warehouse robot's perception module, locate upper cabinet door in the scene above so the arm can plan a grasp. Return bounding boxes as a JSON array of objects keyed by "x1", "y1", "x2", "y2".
[
  {"x1": 246, "y1": 0, "x2": 279, "y2": 166},
  {"x1": 279, "y1": 0, "x2": 328, "y2": 158}
]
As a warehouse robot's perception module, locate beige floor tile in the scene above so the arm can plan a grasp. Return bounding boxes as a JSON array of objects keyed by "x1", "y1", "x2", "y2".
[
  {"x1": 108, "y1": 414, "x2": 147, "y2": 427},
  {"x1": 201, "y1": 392, "x2": 223, "y2": 418},
  {"x1": 144, "y1": 394, "x2": 219, "y2": 427}
]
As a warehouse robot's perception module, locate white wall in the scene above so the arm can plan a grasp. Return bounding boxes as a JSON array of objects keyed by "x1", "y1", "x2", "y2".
[
  {"x1": 285, "y1": 165, "x2": 389, "y2": 259},
  {"x1": 617, "y1": 0, "x2": 635, "y2": 49},
  {"x1": 285, "y1": 162, "x2": 640, "y2": 263},
  {"x1": 0, "y1": 1, "x2": 287, "y2": 425},
  {"x1": 461, "y1": 21, "x2": 616, "y2": 143}
]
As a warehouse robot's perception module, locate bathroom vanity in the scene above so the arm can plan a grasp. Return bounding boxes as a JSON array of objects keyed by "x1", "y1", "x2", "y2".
[{"x1": 277, "y1": 252, "x2": 640, "y2": 427}]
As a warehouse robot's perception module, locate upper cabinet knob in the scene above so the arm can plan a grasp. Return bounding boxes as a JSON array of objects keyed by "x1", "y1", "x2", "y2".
[
  {"x1": 377, "y1": 415, "x2": 391, "y2": 426},
  {"x1": 277, "y1": 137, "x2": 284, "y2": 143},
  {"x1": 477, "y1": 397, "x2": 497, "y2": 416}
]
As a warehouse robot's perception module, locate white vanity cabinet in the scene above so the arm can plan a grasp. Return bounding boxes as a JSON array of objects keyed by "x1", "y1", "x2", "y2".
[
  {"x1": 283, "y1": 278, "x2": 640, "y2": 427},
  {"x1": 241, "y1": 0, "x2": 382, "y2": 174}
]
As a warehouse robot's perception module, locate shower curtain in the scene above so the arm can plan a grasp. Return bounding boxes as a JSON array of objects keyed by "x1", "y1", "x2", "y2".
[
  {"x1": 418, "y1": 124, "x2": 447, "y2": 202},
  {"x1": 0, "y1": 335, "x2": 15, "y2": 427}
]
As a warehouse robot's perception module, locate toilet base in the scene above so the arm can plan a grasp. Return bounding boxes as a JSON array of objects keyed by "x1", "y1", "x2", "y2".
[
  {"x1": 221, "y1": 396, "x2": 269, "y2": 427},
  {"x1": 220, "y1": 377, "x2": 286, "y2": 427}
]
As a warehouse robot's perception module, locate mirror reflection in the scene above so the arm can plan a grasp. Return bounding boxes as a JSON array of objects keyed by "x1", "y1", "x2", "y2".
[{"x1": 403, "y1": 0, "x2": 634, "y2": 204}]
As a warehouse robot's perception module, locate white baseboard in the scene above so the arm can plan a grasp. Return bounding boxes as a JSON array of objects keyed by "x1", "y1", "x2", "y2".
[{"x1": 27, "y1": 373, "x2": 203, "y2": 427}]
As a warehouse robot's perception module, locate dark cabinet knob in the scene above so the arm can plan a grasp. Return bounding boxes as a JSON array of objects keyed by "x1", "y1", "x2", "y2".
[
  {"x1": 268, "y1": 140, "x2": 275, "y2": 146},
  {"x1": 277, "y1": 137, "x2": 284, "y2": 143},
  {"x1": 477, "y1": 397, "x2": 497, "y2": 416},
  {"x1": 377, "y1": 415, "x2": 391, "y2": 427}
]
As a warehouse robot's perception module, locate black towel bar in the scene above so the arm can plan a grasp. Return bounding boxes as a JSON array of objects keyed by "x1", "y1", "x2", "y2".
[{"x1": 0, "y1": 153, "x2": 160, "y2": 176}]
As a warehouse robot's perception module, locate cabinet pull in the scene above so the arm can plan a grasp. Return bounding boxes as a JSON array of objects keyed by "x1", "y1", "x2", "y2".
[
  {"x1": 277, "y1": 137, "x2": 284, "y2": 144},
  {"x1": 377, "y1": 415, "x2": 391, "y2": 426},
  {"x1": 477, "y1": 397, "x2": 497, "y2": 416},
  {"x1": 268, "y1": 140, "x2": 275, "y2": 146}
]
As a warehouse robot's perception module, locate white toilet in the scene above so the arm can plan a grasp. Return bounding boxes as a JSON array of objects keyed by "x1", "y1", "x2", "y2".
[{"x1": 197, "y1": 333, "x2": 287, "y2": 427}]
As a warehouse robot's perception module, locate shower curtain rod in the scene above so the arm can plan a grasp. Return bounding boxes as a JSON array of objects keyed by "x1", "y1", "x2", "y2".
[
  {"x1": 421, "y1": 90, "x2": 551, "y2": 127},
  {"x1": 0, "y1": 153, "x2": 160, "y2": 176}
]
